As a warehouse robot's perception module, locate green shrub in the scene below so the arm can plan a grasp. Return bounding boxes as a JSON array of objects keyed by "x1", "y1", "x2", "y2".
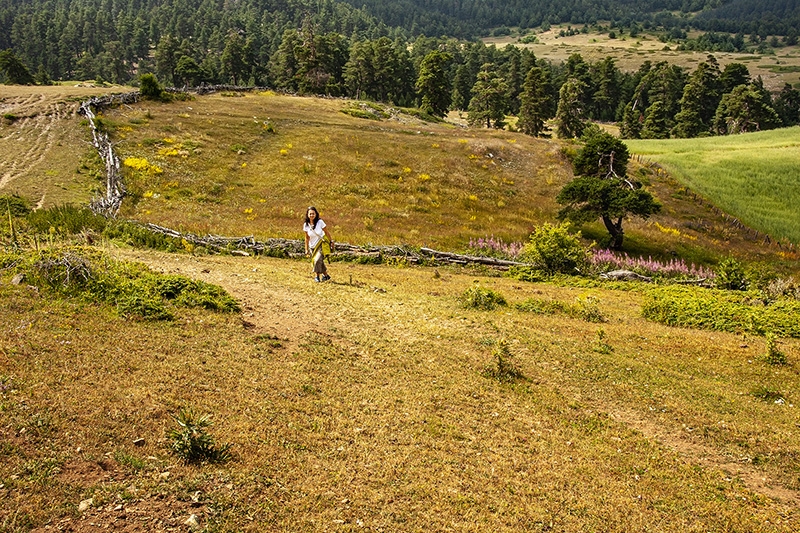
[
  {"x1": 714, "y1": 257, "x2": 748, "y2": 291},
  {"x1": 765, "y1": 333, "x2": 788, "y2": 365},
  {"x1": 515, "y1": 295, "x2": 605, "y2": 322},
  {"x1": 102, "y1": 221, "x2": 181, "y2": 251},
  {"x1": 27, "y1": 205, "x2": 107, "y2": 236},
  {"x1": 642, "y1": 286, "x2": 800, "y2": 337},
  {"x1": 460, "y1": 285, "x2": 507, "y2": 310},
  {"x1": 12, "y1": 248, "x2": 239, "y2": 319},
  {"x1": 167, "y1": 408, "x2": 232, "y2": 464},
  {"x1": 518, "y1": 223, "x2": 589, "y2": 276},
  {"x1": 752, "y1": 385, "x2": 786, "y2": 403},
  {"x1": 2, "y1": 194, "x2": 31, "y2": 217}
]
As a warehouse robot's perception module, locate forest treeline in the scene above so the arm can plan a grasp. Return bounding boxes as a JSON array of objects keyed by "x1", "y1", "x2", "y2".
[
  {"x1": 1, "y1": 0, "x2": 799, "y2": 140},
  {"x1": 2, "y1": 0, "x2": 800, "y2": 87}
]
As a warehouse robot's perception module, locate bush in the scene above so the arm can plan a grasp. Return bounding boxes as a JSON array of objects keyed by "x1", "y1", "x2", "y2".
[
  {"x1": 515, "y1": 295, "x2": 605, "y2": 322},
  {"x1": 642, "y1": 286, "x2": 800, "y2": 337},
  {"x1": 11, "y1": 248, "x2": 239, "y2": 319},
  {"x1": 460, "y1": 285, "x2": 507, "y2": 310},
  {"x1": 518, "y1": 223, "x2": 589, "y2": 276},
  {"x1": 2, "y1": 194, "x2": 31, "y2": 217},
  {"x1": 167, "y1": 408, "x2": 232, "y2": 464},
  {"x1": 27, "y1": 205, "x2": 107, "y2": 236},
  {"x1": 714, "y1": 257, "x2": 748, "y2": 291},
  {"x1": 139, "y1": 73, "x2": 164, "y2": 100}
]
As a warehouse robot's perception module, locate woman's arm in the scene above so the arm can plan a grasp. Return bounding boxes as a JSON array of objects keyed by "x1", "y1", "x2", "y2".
[{"x1": 305, "y1": 233, "x2": 310, "y2": 255}]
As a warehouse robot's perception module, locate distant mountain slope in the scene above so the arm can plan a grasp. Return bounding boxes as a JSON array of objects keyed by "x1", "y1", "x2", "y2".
[
  {"x1": 694, "y1": 0, "x2": 800, "y2": 35},
  {"x1": 338, "y1": 0, "x2": 798, "y2": 38}
]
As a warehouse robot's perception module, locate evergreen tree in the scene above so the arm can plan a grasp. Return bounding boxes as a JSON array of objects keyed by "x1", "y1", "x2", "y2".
[
  {"x1": 672, "y1": 58, "x2": 721, "y2": 138},
  {"x1": 589, "y1": 57, "x2": 622, "y2": 122},
  {"x1": 517, "y1": 66, "x2": 550, "y2": 137},
  {"x1": 467, "y1": 63, "x2": 509, "y2": 129},
  {"x1": 416, "y1": 50, "x2": 453, "y2": 118},
  {"x1": 719, "y1": 62, "x2": 750, "y2": 94},
  {"x1": 557, "y1": 131, "x2": 660, "y2": 250},
  {"x1": 0, "y1": 49, "x2": 34, "y2": 84},
  {"x1": 554, "y1": 77, "x2": 587, "y2": 139},
  {"x1": 713, "y1": 83, "x2": 781, "y2": 134},
  {"x1": 155, "y1": 35, "x2": 180, "y2": 85},
  {"x1": 641, "y1": 100, "x2": 670, "y2": 139},
  {"x1": 774, "y1": 83, "x2": 800, "y2": 126},
  {"x1": 221, "y1": 32, "x2": 248, "y2": 85},
  {"x1": 620, "y1": 102, "x2": 643, "y2": 139}
]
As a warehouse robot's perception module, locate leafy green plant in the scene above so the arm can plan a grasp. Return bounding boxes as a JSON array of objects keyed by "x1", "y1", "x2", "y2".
[
  {"x1": 575, "y1": 295, "x2": 605, "y2": 323},
  {"x1": 514, "y1": 295, "x2": 605, "y2": 323},
  {"x1": 518, "y1": 222, "x2": 589, "y2": 276},
  {"x1": 167, "y1": 408, "x2": 232, "y2": 464},
  {"x1": 460, "y1": 285, "x2": 507, "y2": 310},
  {"x1": 593, "y1": 328, "x2": 614, "y2": 354},
  {"x1": 642, "y1": 286, "x2": 800, "y2": 337},
  {"x1": 714, "y1": 257, "x2": 748, "y2": 291}
]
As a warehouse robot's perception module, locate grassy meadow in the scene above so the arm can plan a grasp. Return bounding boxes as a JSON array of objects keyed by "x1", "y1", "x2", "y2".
[
  {"x1": 3, "y1": 86, "x2": 800, "y2": 531},
  {"x1": 626, "y1": 128, "x2": 800, "y2": 245},
  {"x1": 1, "y1": 248, "x2": 799, "y2": 531},
  {"x1": 102, "y1": 91, "x2": 797, "y2": 269}
]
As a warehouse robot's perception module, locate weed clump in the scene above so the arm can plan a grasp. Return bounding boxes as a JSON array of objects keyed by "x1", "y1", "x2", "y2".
[
  {"x1": 460, "y1": 285, "x2": 506, "y2": 310},
  {"x1": 167, "y1": 408, "x2": 232, "y2": 464},
  {"x1": 765, "y1": 333, "x2": 788, "y2": 365},
  {"x1": 483, "y1": 339, "x2": 524, "y2": 383},
  {"x1": 515, "y1": 294, "x2": 605, "y2": 322}
]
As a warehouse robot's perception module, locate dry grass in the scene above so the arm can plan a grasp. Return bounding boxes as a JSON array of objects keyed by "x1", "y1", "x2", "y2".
[
  {"x1": 1, "y1": 248, "x2": 799, "y2": 531},
  {"x1": 0, "y1": 84, "x2": 130, "y2": 209},
  {"x1": 102, "y1": 91, "x2": 797, "y2": 269},
  {"x1": 110, "y1": 92, "x2": 569, "y2": 249}
]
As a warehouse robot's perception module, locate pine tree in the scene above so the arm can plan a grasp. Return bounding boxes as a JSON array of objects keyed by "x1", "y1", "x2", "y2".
[
  {"x1": 517, "y1": 66, "x2": 550, "y2": 137},
  {"x1": 467, "y1": 63, "x2": 509, "y2": 129},
  {"x1": 554, "y1": 77, "x2": 587, "y2": 139},
  {"x1": 416, "y1": 50, "x2": 453, "y2": 118},
  {"x1": 557, "y1": 132, "x2": 660, "y2": 250}
]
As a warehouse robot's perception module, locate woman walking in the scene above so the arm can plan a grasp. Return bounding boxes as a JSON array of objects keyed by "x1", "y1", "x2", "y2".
[{"x1": 303, "y1": 206, "x2": 334, "y2": 282}]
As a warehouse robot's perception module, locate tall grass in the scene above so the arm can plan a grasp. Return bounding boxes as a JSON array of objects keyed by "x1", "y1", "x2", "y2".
[{"x1": 627, "y1": 127, "x2": 800, "y2": 244}]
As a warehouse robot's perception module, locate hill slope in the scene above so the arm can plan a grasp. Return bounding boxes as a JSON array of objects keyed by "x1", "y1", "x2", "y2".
[{"x1": 1, "y1": 248, "x2": 799, "y2": 530}]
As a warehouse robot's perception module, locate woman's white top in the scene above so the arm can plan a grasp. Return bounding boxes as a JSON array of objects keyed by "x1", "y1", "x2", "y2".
[{"x1": 303, "y1": 219, "x2": 327, "y2": 249}]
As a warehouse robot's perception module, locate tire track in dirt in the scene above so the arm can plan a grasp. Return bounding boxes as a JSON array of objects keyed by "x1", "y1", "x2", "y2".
[{"x1": 0, "y1": 100, "x2": 73, "y2": 191}]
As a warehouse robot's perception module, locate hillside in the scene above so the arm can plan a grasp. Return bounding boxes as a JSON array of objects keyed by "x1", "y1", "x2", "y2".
[{"x1": 2, "y1": 88, "x2": 800, "y2": 531}]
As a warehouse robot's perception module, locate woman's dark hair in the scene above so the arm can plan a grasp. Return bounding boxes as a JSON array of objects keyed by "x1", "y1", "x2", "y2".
[{"x1": 304, "y1": 206, "x2": 320, "y2": 229}]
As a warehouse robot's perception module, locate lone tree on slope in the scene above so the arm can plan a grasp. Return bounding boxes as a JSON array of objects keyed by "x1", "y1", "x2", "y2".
[{"x1": 556, "y1": 131, "x2": 661, "y2": 250}]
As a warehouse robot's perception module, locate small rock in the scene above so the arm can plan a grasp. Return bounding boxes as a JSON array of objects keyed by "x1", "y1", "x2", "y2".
[
  {"x1": 11, "y1": 273, "x2": 24, "y2": 285},
  {"x1": 185, "y1": 514, "x2": 200, "y2": 527},
  {"x1": 133, "y1": 437, "x2": 145, "y2": 447},
  {"x1": 78, "y1": 498, "x2": 94, "y2": 513},
  {"x1": 159, "y1": 471, "x2": 170, "y2": 480}
]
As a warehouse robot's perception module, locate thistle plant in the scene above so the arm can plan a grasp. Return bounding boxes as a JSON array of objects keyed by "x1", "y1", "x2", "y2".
[{"x1": 167, "y1": 408, "x2": 232, "y2": 464}]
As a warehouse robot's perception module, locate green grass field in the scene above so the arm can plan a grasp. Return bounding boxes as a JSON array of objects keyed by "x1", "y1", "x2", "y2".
[{"x1": 627, "y1": 128, "x2": 800, "y2": 245}]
